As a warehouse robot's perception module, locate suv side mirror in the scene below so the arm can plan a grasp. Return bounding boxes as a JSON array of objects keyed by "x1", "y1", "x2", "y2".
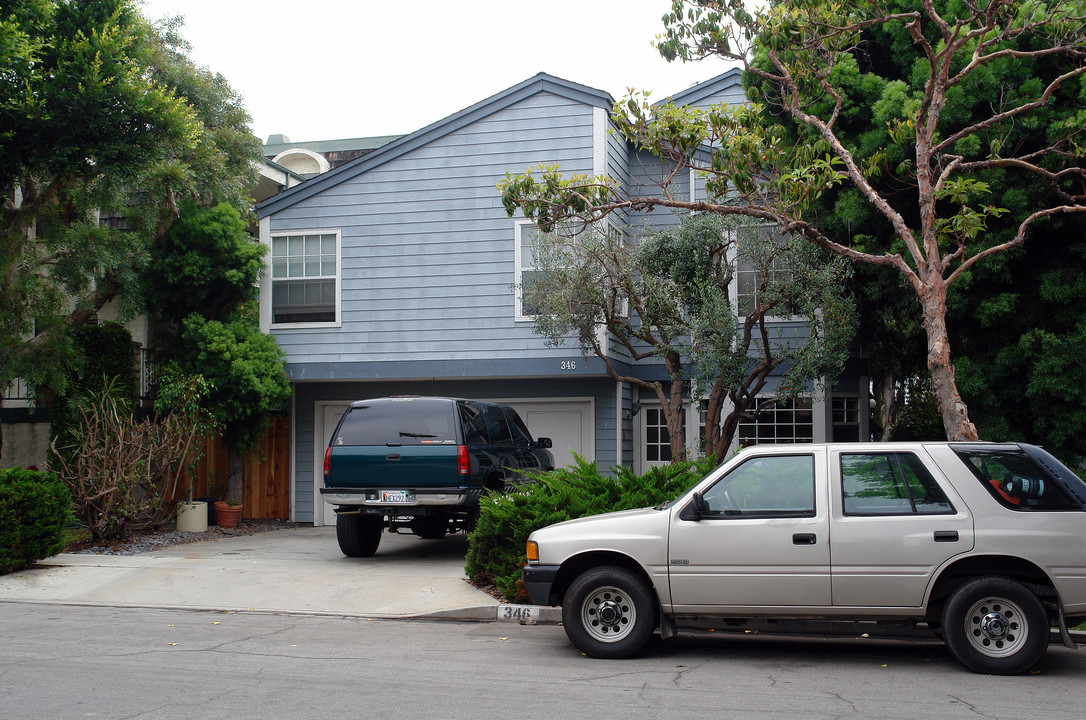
[
  {"x1": 680, "y1": 491, "x2": 707, "y2": 521},
  {"x1": 536, "y1": 437, "x2": 553, "y2": 449}
]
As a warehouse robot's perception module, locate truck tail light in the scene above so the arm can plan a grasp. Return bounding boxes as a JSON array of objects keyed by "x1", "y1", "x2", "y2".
[
  {"x1": 457, "y1": 445, "x2": 470, "y2": 476},
  {"x1": 323, "y1": 446, "x2": 332, "y2": 477}
]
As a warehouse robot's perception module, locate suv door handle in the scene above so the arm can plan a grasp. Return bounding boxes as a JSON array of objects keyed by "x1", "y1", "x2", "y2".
[
  {"x1": 793, "y1": 533, "x2": 817, "y2": 545},
  {"x1": 934, "y1": 531, "x2": 959, "y2": 542}
]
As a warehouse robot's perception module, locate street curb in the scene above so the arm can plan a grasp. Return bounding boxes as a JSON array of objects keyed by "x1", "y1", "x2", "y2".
[{"x1": 421, "y1": 604, "x2": 562, "y2": 624}]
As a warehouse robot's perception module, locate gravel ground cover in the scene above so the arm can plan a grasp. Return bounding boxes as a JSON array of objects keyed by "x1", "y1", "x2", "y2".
[{"x1": 66, "y1": 520, "x2": 300, "y2": 556}]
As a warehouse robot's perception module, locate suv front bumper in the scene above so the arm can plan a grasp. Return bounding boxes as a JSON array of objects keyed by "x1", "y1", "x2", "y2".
[{"x1": 522, "y1": 564, "x2": 561, "y2": 606}]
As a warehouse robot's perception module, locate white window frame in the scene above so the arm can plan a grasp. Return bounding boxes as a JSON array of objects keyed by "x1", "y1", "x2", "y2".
[
  {"x1": 269, "y1": 229, "x2": 341, "y2": 329},
  {"x1": 514, "y1": 219, "x2": 626, "y2": 322},
  {"x1": 737, "y1": 396, "x2": 815, "y2": 447},
  {"x1": 731, "y1": 223, "x2": 802, "y2": 322},
  {"x1": 514, "y1": 220, "x2": 544, "y2": 321}
]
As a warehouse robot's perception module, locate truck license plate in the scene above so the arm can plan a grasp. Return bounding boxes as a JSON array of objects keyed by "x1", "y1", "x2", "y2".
[{"x1": 380, "y1": 490, "x2": 413, "y2": 503}]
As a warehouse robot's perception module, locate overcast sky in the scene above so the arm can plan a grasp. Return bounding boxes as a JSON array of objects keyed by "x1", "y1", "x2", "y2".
[{"x1": 137, "y1": 0, "x2": 737, "y2": 144}]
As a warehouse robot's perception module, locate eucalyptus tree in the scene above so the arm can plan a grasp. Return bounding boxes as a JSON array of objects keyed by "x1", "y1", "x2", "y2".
[{"x1": 500, "y1": 0, "x2": 1086, "y2": 441}]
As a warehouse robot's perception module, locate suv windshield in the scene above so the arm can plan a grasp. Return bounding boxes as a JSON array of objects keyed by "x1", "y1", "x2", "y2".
[
  {"x1": 336, "y1": 399, "x2": 458, "y2": 446},
  {"x1": 952, "y1": 446, "x2": 1076, "y2": 510}
]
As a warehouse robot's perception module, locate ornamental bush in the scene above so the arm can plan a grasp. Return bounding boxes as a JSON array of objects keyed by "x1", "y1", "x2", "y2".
[
  {"x1": 0, "y1": 468, "x2": 73, "y2": 575},
  {"x1": 465, "y1": 455, "x2": 718, "y2": 602}
]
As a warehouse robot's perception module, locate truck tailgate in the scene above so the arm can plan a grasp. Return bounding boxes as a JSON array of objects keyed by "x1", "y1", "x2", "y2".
[{"x1": 328, "y1": 445, "x2": 460, "y2": 488}]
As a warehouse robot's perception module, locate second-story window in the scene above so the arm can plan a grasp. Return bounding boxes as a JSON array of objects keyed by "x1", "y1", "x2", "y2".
[
  {"x1": 515, "y1": 221, "x2": 549, "y2": 319},
  {"x1": 735, "y1": 224, "x2": 795, "y2": 317},
  {"x1": 270, "y1": 232, "x2": 338, "y2": 325}
]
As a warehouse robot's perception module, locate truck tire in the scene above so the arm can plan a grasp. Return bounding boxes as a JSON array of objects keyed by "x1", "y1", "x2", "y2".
[
  {"x1": 941, "y1": 576, "x2": 1048, "y2": 674},
  {"x1": 562, "y1": 566, "x2": 657, "y2": 659},
  {"x1": 336, "y1": 513, "x2": 382, "y2": 557}
]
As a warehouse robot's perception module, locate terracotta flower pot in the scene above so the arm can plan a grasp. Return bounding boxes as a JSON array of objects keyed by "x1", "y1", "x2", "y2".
[{"x1": 213, "y1": 501, "x2": 243, "y2": 529}]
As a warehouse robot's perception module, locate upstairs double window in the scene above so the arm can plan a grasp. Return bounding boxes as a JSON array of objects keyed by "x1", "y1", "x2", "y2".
[{"x1": 270, "y1": 232, "x2": 339, "y2": 326}]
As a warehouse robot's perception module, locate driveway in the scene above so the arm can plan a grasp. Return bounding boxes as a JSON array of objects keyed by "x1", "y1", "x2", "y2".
[{"x1": 0, "y1": 526, "x2": 512, "y2": 619}]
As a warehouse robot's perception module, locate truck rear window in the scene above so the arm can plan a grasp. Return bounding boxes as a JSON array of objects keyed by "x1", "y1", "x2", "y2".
[
  {"x1": 952, "y1": 446, "x2": 1077, "y2": 510},
  {"x1": 335, "y1": 399, "x2": 457, "y2": 446}
]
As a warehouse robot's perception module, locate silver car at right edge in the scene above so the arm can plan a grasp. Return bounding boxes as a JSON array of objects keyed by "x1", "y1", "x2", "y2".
[{"x1": 522, "y1": 442, "x2": 1086, "y2": 674}]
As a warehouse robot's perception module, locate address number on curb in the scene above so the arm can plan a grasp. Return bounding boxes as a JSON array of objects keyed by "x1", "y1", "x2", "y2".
[{"x1": 498, "y1": 605, "x2": 538, "y2": 624}]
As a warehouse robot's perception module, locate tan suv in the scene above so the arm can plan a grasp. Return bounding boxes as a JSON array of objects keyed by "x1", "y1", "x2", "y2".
[{"x1": 522, "y1": 442, "x2": 1086, "y2": 674}]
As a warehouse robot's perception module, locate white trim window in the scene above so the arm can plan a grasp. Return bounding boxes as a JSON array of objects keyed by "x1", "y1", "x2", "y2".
[
  {"x1": 514, "y1": 220, "x2": 625, "y2": 321},
  {"x1": 734, "y1": 224, "x2": 796, "y2": 318},
  {"x1": 738, "y1": 397, "x2": 814, "y2": 446},
  {"x1": 270, "y1": 231, "x2": 340, "y2": 326},
  {"x1": 644, "y1": 406, "x2": 685, "y2": 465},
  {"x1": 515, "y1": 220, "x2": 548, "y2": 320}
]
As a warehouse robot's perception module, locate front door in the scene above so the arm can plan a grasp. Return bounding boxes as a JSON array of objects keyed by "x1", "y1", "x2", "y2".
[{"x1": 668, "y1": 449, "x2": 831, "y2": 610}]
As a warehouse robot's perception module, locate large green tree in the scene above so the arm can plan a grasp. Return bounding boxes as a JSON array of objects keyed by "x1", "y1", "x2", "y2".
[
  {"x1": 149, "y1": 201, "x2": 289, "y2": 503},
  {"x1": 522, "y1": 213, "x2": 855, "y2": 460},
  {"x1": 500, "y1": 0, "x2": 1086, "y2": 441},
  {"x1": 0, "y1": 0, "x2": 261, "y2": 456}
]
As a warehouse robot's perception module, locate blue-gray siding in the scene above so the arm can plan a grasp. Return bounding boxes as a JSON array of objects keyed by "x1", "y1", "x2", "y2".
[{"x1": 269, "y1": 92, "x2": 599, "y2": 368}]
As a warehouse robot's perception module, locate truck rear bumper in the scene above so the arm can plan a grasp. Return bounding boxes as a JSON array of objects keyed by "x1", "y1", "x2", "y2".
[{"x1": 320, "y1": 486, "x2": 478, "y2": 507}]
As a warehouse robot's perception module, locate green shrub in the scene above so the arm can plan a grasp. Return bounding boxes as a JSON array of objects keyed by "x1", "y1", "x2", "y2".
[
  {"x1": 465, "y1": 455, "x2": 719, "y2": 602},
  {"x1": 0, "y1": 468, "x2": 73, "y2": 575}
]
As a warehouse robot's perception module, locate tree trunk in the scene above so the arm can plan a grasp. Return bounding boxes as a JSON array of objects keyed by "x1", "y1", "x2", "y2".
[
  {"x1": 657, "y1": 350, "x2": 687, "y2": 462},
  {"x1": 226, "y1": 443, "x2": 244, "y2": 506},
  {"x1": 920, "y1": 283, "x2": 979, "y2": 441},
  {"x1": 872, "y1": 370, "x2": 898, "y2": 442}
]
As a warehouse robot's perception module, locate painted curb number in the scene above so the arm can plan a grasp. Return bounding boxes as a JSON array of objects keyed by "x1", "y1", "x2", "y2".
[{"x1": 499, "y1": 605, "x2": 538, "y2": 623}]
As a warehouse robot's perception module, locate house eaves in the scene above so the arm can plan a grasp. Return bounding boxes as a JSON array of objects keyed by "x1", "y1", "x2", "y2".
[
  {"x1": 262, "y1": 134, "x2": 403, "y2": 158},
  {"x1": 256, "y1": 72, "x2": 614, "y2": 219},
  {"x1": 656, "y1": 67, "x2": 744, "y2": 108}
]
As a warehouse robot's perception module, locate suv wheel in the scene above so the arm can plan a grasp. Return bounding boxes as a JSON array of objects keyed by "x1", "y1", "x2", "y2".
[
  {"x1": 336, "y1": 513, "x2": 382, "y2": 557},
  {"x1": 941, "y1": 576, "x2": 1048, "y2": 674},
  {"x1": 562, "y1": 566, "x2": 656, "y2": 659}
]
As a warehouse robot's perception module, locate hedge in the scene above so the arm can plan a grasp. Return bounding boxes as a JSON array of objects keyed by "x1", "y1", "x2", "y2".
[
  {"x1": 0, "y1": 468, "x2": 73, "y2": 574},
  {"x1": 465, "y1": 454, "x2": 719, "y2": 602}
]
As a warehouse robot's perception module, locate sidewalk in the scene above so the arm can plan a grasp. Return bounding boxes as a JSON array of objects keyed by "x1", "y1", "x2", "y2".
[{"x1": 0, "y1": 526, "x2": 554, "y2": 621}]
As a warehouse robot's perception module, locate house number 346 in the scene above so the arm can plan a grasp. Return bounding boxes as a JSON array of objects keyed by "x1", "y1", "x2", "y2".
[{"x1": 560, "y1": 360, "x2": 577, "y2": 371}]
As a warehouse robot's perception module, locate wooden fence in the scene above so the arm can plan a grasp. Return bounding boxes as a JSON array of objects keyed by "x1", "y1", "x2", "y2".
[{"x1": 171, "y1": 416, "x2": 290, "y2": 519}]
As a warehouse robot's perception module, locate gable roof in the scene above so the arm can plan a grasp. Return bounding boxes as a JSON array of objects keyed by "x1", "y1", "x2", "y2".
[
  {"x1": 257, "y1": 72, "x2": 613, "y2": 218},
  {"x1": 658, "y1": 67, "x2": 744, "y2": 107}
]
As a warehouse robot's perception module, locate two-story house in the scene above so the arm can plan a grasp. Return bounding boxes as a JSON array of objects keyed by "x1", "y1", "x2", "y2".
[{"x1": 256, "y1": 70, "x2": 871, "y2": 526}]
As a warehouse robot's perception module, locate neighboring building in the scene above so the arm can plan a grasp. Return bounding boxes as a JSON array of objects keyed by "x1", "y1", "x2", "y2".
[{"x1": 256, "y1": 70, "x2": 871, "y2": 526}]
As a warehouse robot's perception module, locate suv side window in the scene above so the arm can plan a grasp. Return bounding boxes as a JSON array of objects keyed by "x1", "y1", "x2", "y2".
[
  {"x1": 700, "y1": 455, "x2": 815, "y2": 518},
  {"x1": 953, "y1": 447, "x2": 1076, "y2": 510},
  {"x1": 841, "y1": 453, "x2": 954, "y2": 515},
  {"x1": 484, "y1": 405, "x2": 513, "y2": 446},
  {"x1": 506, "y1": 408, "x2": 535, "y2": 448},
  {"x1": 459, "y1": 402, "x2": 489, "y2": 445}
]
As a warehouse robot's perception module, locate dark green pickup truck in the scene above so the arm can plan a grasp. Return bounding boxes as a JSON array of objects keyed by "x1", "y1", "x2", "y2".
[{"x1": 322, "y1": 396, "x2": 554, "y2": 556}]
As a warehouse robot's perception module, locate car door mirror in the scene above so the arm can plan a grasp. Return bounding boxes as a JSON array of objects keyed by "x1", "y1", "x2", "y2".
[
  {"x1": 681, "y1": 491, "x2": 707, "y2": 521},
  {"x1": 536, "y1": 437, "x2": 553, "y2": 449}
]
